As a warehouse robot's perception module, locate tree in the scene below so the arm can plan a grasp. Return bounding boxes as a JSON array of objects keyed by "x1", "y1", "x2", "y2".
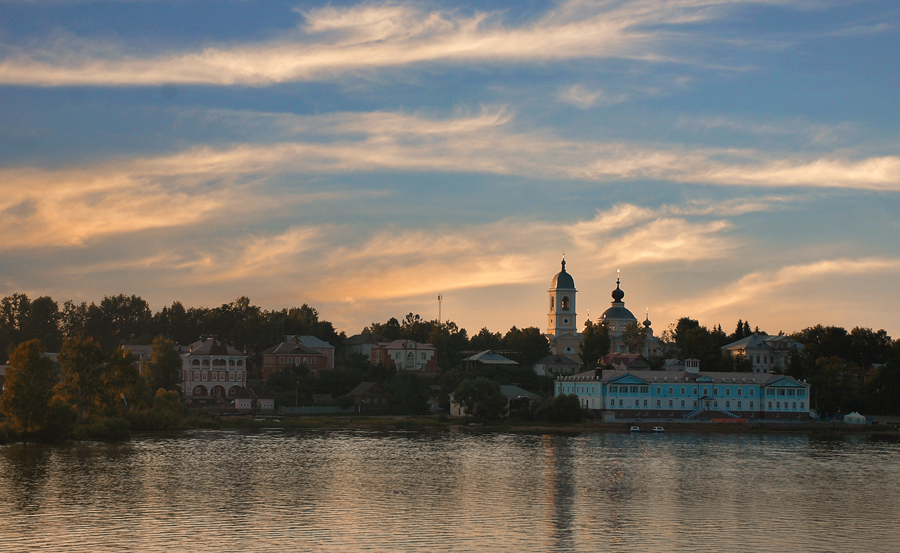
[
  {"x1": 502, "y1": 326, "x2": 549, "y2": 368},
  {"x1": 580, "y1": 320, "x2": 610, "y2": 369},
  {"x1": 0, "y1": 340, "x2": 58, "y2": 438},
  {"x1": 25, "y1": 296, "x2": 62, "y2": 351},
  {"x1": 146, "y1": 336, "x2": 182, "y2": 392},
  {"x1": 390, "y1": 371, "x2": 431, "y2": 415},
  {"x1": 470, "y1": 327, "x2": 503, "y2": 352},
  {"x1": 57, "y1": 337, "x2": 147, "y2": 421},
  {"x1": 621, "y1": 321, "x2": 648, "y2": 355},
  {"x1": 453, "y1": 377, "x2": 508, "y2": 421},
  {"x1": 810, "y1": 356, "x2": 862, "y2": 417},
  {"x1": 533, "y1": 394, "x2": 583, "y2": 423}
]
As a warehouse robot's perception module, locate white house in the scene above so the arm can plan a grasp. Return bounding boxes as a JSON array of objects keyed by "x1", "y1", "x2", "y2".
[
  {"x1": 181, "y1": 336, "x2": 248, "y2": 400},
  {"x1": 721, "y1": 334, "x2": 803, "y2": 374}
]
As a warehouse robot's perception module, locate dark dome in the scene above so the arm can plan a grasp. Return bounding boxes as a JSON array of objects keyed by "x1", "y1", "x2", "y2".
[
  {"x1": 611, "y1": 278, "x2": 624, "y2": 301},
  {"x1": 601, "y1": 306, "x2": 636, "y2": 321},
  {"x1": 551, "y1": 259, "x2": 575, "y2": 289}
]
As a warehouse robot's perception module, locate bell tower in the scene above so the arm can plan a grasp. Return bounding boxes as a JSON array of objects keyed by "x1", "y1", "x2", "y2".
[{"x1": 546, "y1": 257, "x2": 581, "y2": 360}]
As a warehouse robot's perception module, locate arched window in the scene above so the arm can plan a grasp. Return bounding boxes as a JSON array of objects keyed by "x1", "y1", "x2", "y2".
[
  {"x1": 561, "y1": 296, "x2": 570, "y2": 311},
  {"x1": 550, "y1": 297, "x2": 555, "y2": 310},
  {"x1": 193, "y1": 385, "x2": 208, "y2": 396}
]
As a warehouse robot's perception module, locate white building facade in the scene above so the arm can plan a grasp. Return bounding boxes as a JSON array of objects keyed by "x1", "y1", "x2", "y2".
[{"x1": 181, "y1": 336, "x2": 248, "y2": 399}]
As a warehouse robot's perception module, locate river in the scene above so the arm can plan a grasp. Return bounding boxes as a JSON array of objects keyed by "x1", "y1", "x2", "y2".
[{"x1": 1, "y1": 429, "x2": 898, "y2": 552}]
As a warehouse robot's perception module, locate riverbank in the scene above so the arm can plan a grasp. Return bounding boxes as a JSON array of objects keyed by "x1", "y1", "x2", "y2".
[{"x1": 177, "y1": 413, "x2": 900, "y2": 436}]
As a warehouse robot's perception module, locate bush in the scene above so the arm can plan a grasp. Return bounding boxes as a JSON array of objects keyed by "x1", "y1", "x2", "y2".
[
  {"x1": 0, "y1": 421, "x2": 20, "y2": 444},
  {"x1": 533, "y1": 394, "x2": 583, "y2": 424},
  {"x1": 79, "y1": 417, "x2": 131, "y2": 441}
]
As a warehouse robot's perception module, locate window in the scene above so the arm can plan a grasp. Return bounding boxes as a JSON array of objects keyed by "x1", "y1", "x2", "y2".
[
  {"x1": 726, "y1": 388, "x2": 731, "y2": 396},
  {"x1": 680, "y1": 400, "x2": 685, "y2": 407},
  {"x1": 561, "y1": 296, "x2": 570, "y2": 310},
  {"x1": 713, "y1": 388, "x2": 718, "y2": 395},
  {"x1": 631, "y1": 386, "x2": 638, "y2": 394},
  {"x1": 800, "y1": 402, "x2": 804, "y2": 409},
  {"x1": 737, "y1": 401, "x2": 742, "y2": 408},
  {"x1": 693, "y1": 388, "x2": 698, "y2": 395},
  {"x1": 550, "y1": 297, "x2": 555, "y2": 310},
  {"x1": 750, "y1": 389, "x2": 754, "y2": 396},
  {"x1": 737, "y1": 389, "x2": 742, "y2": 396},
  {"x1": 668, "y1": 387, "x2": 673, "y2": 394},
  {"x1": 776, "y1": 402, "x2": 780, "y2": 409},
  {"x1": 703, "y1": 388, "x2": 708, "y2": 396},
  {"x1": 619, "y1": 399, "x2": 623, "y2": 407},
  {"x1": 656, "y1": 400, "x2": 661, "y2": 407},
  {"x1": 725, "y1": 401, "x2": 730, "y2": 408},
  {"x1": 656, "y1": 387, "x2": 661, "y2": 394},
  {"x1": 792, "y1": 402, "x2": 796, "y2": 409},
  {"x1": 681, "y1": 387, "x2": 685, "y2": 395},
  {"x1": 668, "y1": 399, "x2": 673, "y2": 407},
  {"x1": 750, "y1": 401, "x2": 754, "y2": 408}
]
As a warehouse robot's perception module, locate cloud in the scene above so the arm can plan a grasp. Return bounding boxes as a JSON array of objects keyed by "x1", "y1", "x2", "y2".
[
  {"x1": 1, "y1": 106, "x2": 896, "y2": 253},
  {"x1": 558, "y1": 84, "x2": 628, "y2": 108},
  {"x1": 0, "y1": 0, "x2": 799, "y2": 86},
  {"x1": 665, "y1": 256, "x2": 900, "y2": 319}
]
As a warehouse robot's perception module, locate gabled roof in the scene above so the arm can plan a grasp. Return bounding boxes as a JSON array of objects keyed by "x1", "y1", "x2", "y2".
[
  {"x1": 464, "y1": 350, "x2": 519, "y2": 365},
  {"x1": 721, "y1": 334, "x2": 803, "y2": 351},
  {"x1": 295, "y1": 335, "x2": 334, "y2": 349},
  {"x1": 186, "y1": 337, "x2": 245, "y2": 357},
  {"x1": 348, "y1": 381, "x2": 387, "y2": 396},
  {"x1": 345, "y1": 332, "x2": 388, "y2": 346},
  {"x1": 261, "y1": 341, "x2": 323, "y2": 356},
  {"x1": 375, "y1": 339, "x2": 436, "y2": 351},
  {"x1": 499, "y1": 385, "x2": 540, "y2": 400},
  {"x1": 536, "y1": 354, "x2": 580, "y2": 366}
]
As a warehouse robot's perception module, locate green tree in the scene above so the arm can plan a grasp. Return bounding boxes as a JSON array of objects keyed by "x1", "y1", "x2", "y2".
[
  {"x1": 0, "y1": 340, "x2": 58, "y2": 438},
  {"x1": 533, "y1": 394, "x2": 583, "y2": 423},
  {"x1": 621, "y1": 321, "x2": 648, "y2": 355},
  {"x1": 390, "y1": 371, "x2": 431, "y2": 415},
  {"x1": 146, "y1": 336, "x2": 182, "y2": 392},
  {"x1": 580, "y1": 320, "x2": 610, "y2": 369},
  {"x1": 502, "y1": 326, "x2": 549, "y2": 368},
  {"x1": 453, "y1": 377, "x2": 508, "y2": 421},
  {"x1": 470, "y1": 327, "x2": 503, "y2": 352},
  {"x1": 25, "y1": 296, "x2": 62, "y2": 352},
  {"x1": 810, "y1": 356, "x2": 861, "y2": 416},
  {"x1": 57, "y1": 337, "x2": 147, "y2": 420}
]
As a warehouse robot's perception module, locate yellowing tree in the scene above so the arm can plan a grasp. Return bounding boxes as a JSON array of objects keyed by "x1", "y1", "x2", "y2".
[{"x1": 0, "y1": 340, "x2": 57, "y2": 437}]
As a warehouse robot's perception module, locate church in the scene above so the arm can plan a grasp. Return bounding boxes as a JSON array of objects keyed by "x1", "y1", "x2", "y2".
[{"x1": 544, "y1": 259, "x2": 663, "y2": 365}]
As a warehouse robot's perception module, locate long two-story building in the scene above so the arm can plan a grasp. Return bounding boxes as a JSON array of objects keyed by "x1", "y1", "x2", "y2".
[{"x1": 555, "y1": 365, "x2": 810, "y2": 421}]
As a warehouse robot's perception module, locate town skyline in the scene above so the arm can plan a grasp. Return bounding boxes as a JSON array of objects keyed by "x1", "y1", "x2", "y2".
[{"x1": 2, "y1": 0, "x2": 899, "y2": 339}]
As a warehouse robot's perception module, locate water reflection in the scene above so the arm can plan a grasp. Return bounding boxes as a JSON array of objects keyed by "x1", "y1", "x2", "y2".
[{"x1": 1, "y1": 430, "x2": 899, "y2": 552}]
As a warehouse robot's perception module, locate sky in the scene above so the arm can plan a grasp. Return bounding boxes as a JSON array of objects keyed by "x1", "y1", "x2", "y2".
[{"x1": 1, "y1": 0, "x2": 899, "y2": 340}]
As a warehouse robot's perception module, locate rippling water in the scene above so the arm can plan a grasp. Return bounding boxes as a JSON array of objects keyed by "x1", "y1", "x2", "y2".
[{"x1": 1, "y1": 429, "x2": 899, "y2": 552}]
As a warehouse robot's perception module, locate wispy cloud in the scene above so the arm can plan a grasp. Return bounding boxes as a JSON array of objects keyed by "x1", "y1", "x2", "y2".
[
  {"x1": 0, "y1": 0, "x2": 800, "y2": 86},
  {"x1": 1, "y1": 107, "x2": 896, "y2": 252},
  {"x1": 558, "y1": 84, "x2": 628, "y2": 108},
  {"x1": 665, "y1": 256, "x2": 900, "y2": 320}
]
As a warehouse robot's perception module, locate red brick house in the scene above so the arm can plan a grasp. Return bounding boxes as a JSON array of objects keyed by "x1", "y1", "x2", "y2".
[{"x1": 261, "y1": 339, "x2": 328, "y2": 380}]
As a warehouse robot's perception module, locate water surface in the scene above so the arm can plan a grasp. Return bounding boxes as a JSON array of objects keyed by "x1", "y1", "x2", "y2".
[{"x1": 1, "y1": 430, "x2": 898, "y2": 552}]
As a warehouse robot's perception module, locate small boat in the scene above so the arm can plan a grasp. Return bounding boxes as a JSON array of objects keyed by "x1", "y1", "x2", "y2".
[
  {"x1": 629, "y1": 426, "x2": 640, "y2": 432},
  {"x1": 652, "y1": 426, "x2": 665, "y2": 433}
]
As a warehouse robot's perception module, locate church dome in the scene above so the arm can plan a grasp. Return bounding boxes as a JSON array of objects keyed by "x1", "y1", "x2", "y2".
[
  {"x1": 611, "y1": 278, "x2": 625, "y2": 301},
  {"x1": 601, "y1": 306, "x2": 636, "y2": 322},
  {"x1": 551, "y1": 259, "x2": 575, "y2": 289}
]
